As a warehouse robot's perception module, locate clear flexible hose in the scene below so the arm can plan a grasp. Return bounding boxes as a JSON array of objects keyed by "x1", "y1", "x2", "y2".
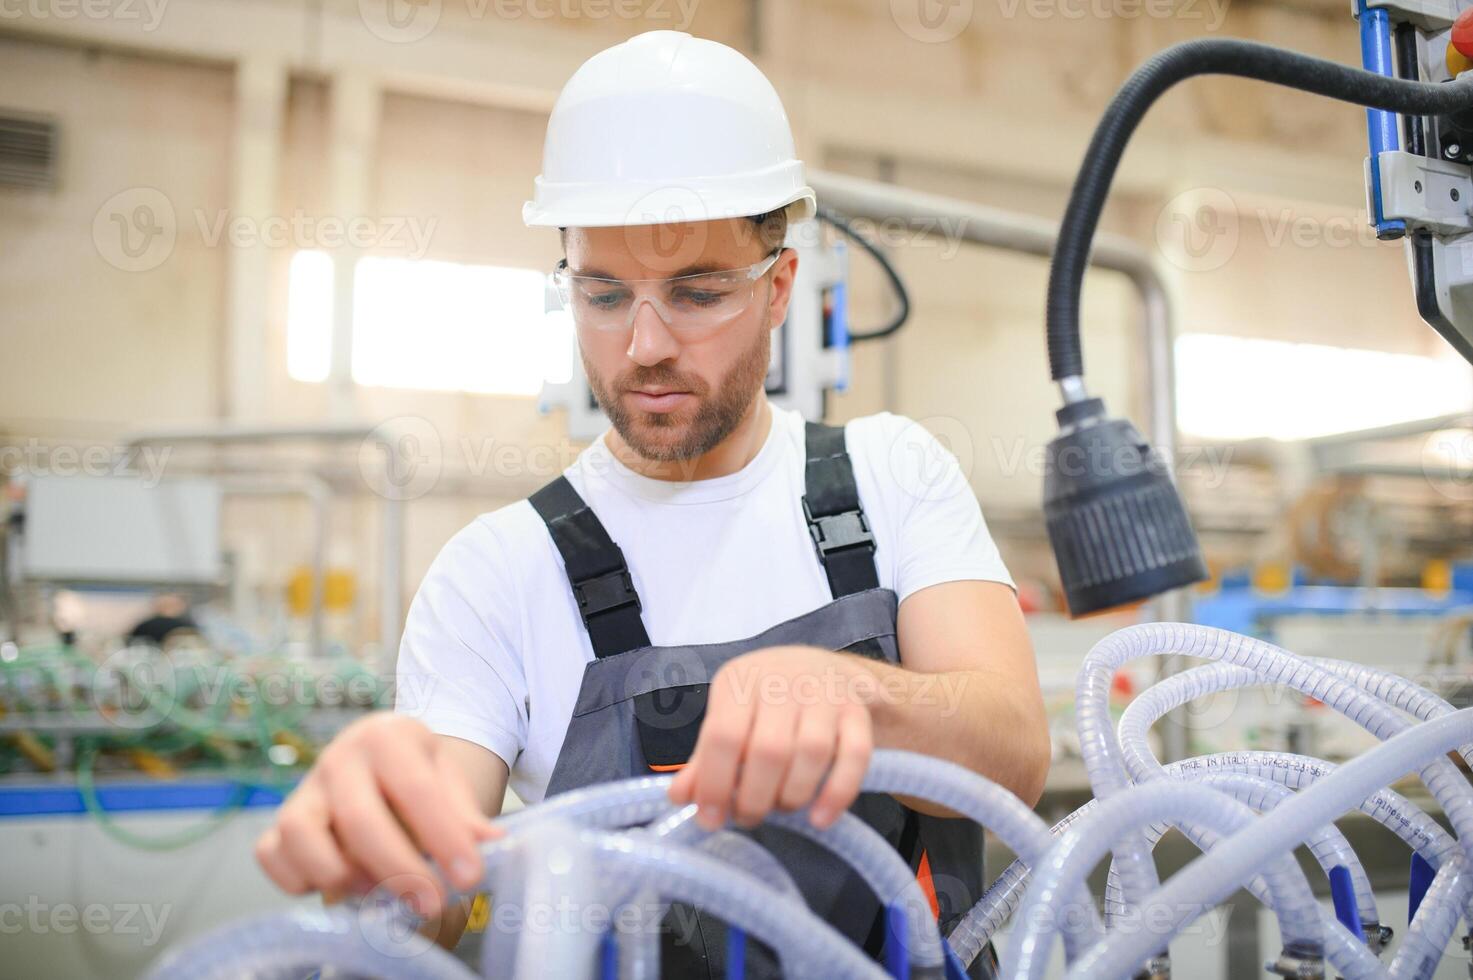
[
  {"x1": 578, "y1": 828, "x2": 889, "y2": 979},
  {"x1": 143, "y1": 905, "x2": 479, "y2": 980},
  {"x1": 1075, "y1": 623, "x2": 1473, "y2": 937},
  {"x1": 475, "y1": 824, "x2": 888, "y2": 978},
  {"x1": 621, "y1": 799, "x2": 944, "y2": 976},
  {"x1": 1117, "y1": 657, "x2": 1473, "y2": 961},
  {"x1": 1101, "y1": 769, "x2": 1378, "y2": 930},
  {"x1": 1169, "y1": 752, "x2": 1456, "y2": 866},
  {"x1": 1001, "y1": 780, "x2": 1373, "y2": 980},
  {"x1": 860, "y1": 749, "x2": 1103, "y2": 965},
  {"x1": 618, "y1": 811, "x2": 804, "y2": 980},
  {"x1": 961, "y1": 746, "x2": 1436, "y2": 961},
  {"x1": 1066, "y1": 706, "x2": 1473, "y2": 979},
  {"x1": 494, "y1": 776, "x2": 676, "y2": 832},
  {"x1": 1387, "y1": 853, "x2": 1472, "y2": 980}
]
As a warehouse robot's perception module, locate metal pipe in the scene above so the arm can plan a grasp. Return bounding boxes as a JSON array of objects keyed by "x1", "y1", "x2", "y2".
[
  {"x1": 125, "y1": 424, "x2": 410, "y2": 666},
  {"x1": 808, "y1": 169, "x2": 1193, "y2": 760}
]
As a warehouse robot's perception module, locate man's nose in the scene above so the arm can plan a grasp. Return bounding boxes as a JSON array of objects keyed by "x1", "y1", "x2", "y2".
[{"x1": 625, "y1": 297, "x2": 681, "y2": 366}]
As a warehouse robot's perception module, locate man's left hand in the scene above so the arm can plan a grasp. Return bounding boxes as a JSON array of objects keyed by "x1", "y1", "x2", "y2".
[{"x1": 667, "y1": 645, "x2": 872, "y2": 831}]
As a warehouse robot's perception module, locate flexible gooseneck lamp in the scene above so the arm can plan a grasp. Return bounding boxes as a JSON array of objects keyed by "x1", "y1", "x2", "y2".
[{"x1": 1043, "y1": 38, "x2": 1473, "y2": 615}]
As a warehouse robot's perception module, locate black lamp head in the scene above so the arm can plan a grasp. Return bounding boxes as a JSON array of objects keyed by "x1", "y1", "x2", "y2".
[{"x1": 1043, "y1": 397, "x2": 1208, "y2": 616}]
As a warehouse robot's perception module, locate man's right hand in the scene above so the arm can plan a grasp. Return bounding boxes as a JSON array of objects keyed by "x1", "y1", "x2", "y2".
[{"x1": 254, "y1": 713, "x2": 503, "y2": 918}]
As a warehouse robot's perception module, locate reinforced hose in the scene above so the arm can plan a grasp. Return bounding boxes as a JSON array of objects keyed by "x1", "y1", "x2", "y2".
[
  {"x1": 619, "y1": 811, "x2": 805, "y2": 980},
  {"x1": 1103, "y1": 769, "x2": 1378, "y2": 931},
  {"x1": 494, "y1": 775, "x2": 675, "y2": 832},
  {"x1": 1001, "y1": 780, "x2": 1356, "y2": 980},
  {"x1": 1387, "y1": 853, "x2": 1472, "y2": 979},
  {"x1": 1170, "y1": 752, "x2": 1455, "y2": 867},
  {"x1": 958, "y1": 746, "x2": 1432, "y2": 961},
  {"x1": 1075, "y1": 623, "x2": 1473, "y2": 934},
  {"x1": 1047, "y1": 38, "x2": 1473, "y2": 381},
  {"x1": 144, "y1": 905, "x2": 478, "y2": 980},
  {"x1": 623, "y1": 799, "x2": 945, "y2": 974},
  {"x1": 1115, "y1": 660, "x2": 1473, "y2": 974},
  {"x1": 1066, "y1": 706, "x2": 1473, "y2": 979},
  {"x1": 859, "y1": 749, "x2": 1104, "y2": 964},
  {"x1": 578, "y1": 829, "x2": 889, "y2": 979}
]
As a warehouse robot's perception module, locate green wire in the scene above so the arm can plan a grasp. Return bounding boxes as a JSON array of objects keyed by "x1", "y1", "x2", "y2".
[
  {"x1": 3, "y1": 644, "x2": 383, "y2": 850},
  {"x1": 74, "y1": 740, "x2": 253, "y2": 852}
]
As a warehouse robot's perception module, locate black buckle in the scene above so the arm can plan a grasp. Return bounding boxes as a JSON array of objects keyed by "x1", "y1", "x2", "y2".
[
  {"x1": 573, "y1": 567, "x2": 641, "y2": 622},
  {"x1": 802, "y1": 496, "x2": 875, "y2": 564}
]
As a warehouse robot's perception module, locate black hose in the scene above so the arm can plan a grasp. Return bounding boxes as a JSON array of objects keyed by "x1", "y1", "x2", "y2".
[
  {"x1": 815, "y1": 206, "x2": 911, "y2": 342},
  {"x1": 1049, "y1": 37, "x2": 1473, "y2": 381}
]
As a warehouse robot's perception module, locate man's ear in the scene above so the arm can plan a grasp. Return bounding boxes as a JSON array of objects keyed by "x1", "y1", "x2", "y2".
[{"x1": 765, "y1": 248, "x2": 798, "y2": 330}]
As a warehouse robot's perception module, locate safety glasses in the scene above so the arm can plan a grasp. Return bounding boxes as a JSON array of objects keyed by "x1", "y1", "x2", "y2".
[{"x1": 551, "y1": 250, "x2": 782, "y2": 337}]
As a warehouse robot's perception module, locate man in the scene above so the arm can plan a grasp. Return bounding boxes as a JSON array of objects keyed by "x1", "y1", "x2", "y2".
[{"x1": 255, "y1": 30, "x2": 1048, "y2": 978}]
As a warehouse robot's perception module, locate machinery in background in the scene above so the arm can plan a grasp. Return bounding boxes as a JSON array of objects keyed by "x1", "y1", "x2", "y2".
[
  {"x1": 1358, "y1": 1, "x2": 1473, "y2": 361},
  {"x1": 0, "y1": 640, "x2": 388, "y2": 845},
  {"x1": 0, "y1": 442, "x2": 394, "y2": 851},
  {"x1": 538, "y1": 209, "x2": 910, "y2": 439},
  {"x1": 0, "y1": 638, "x2": 388, "y2": 980}
]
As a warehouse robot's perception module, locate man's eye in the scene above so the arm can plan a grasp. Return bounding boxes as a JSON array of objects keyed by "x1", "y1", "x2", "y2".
[
  {"x1": 582, "y1": 289, "x2": 629, "y2": 309},
  {"x1": 673, "y1": 287, "x2": 727, "y2": 307}
]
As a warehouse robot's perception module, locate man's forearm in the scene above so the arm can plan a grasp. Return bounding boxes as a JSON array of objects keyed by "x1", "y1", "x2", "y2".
[{"x1": 835, "y1": 651, "x2": 1051, "y2": 807}]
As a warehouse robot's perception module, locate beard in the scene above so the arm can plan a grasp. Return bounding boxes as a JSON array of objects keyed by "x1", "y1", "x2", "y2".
[{"x1": 583, "y1": 319, "x2": 771, "y2": 463}]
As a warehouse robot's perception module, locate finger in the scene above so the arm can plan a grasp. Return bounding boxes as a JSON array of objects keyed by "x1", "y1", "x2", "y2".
[
  {"x1": 776, "y1": 704, "x2": 838, "y2": 812},
  {"x1": 688, "y1": 669, "x2": 759, "y2": 830},
  {"x1": 346, "y1": 867, "x2": 379, "y2": 897},
  {"x1": 363, "y1": 734, "x2": 488, "y2": 892},
  {"x1": 732, "y1": 701, "x2": 801, "y2": 827},
  {"x1": 275, "y1": 785, "x2": 356, "y2": 897},
  {"x1": 667, "y1": 762, "x2": 696, "y2": 804},
  {"x1": 254, "y1": 826, "x2": 310, "y2": 894},
  {"x1": 320, "y1": 752, "x2": 445, "y2": 916},
  {"x1": 810, "y1": 704, "x2": 872, "y2": 828}
]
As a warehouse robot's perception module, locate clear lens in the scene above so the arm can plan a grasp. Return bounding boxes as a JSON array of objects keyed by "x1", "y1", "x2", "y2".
[{"x1": 552, "y1": 253, "x2": 778, "y2": 334}]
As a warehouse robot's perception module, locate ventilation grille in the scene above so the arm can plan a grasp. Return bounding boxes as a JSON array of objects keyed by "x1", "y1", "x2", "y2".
[{"x1": 0, "y1": 113, "x2": 58, "y2": 190}]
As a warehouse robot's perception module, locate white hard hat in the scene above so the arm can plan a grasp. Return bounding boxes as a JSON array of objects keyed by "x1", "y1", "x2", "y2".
[{"x1": 524, "y1": 31, "x2": 816, "y2": 229}]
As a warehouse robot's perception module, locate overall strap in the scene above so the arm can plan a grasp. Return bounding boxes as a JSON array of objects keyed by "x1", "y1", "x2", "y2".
[
  {"x1": 802, "y1": 421, "x2": 880, "y2": 598},
  {"x1": 529, "y1": 475, "x2": 650, "y2": 658}
]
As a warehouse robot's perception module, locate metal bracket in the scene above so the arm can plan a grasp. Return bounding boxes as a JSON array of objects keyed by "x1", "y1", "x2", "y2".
[
  {"x1": 1131, "y1": 956, "x2": 1171, "y2": 980},
  {"x1": 1375, "y1": 150, "x2": 1473, "y2": 235},
  {"x1": 1361, "y1": 0, "x2": 1458, "y2": 31},
  {"x1": 1265, "y1": 951, "x2": 1326, "y2": 979},
  {"x1": 1367, "y1": 922, "x2": 1395, "y2": 956}
]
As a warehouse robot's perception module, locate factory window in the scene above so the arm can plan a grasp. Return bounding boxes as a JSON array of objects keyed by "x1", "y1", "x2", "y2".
[
  {"x1": 286, "y1": 250, "x2": 334, "y2": 383},
  {"x1": 286, "y1": 251, "x2": 572, "y2": 395},
  {"x1": 1176, "y1": 333, "x2": 1472, "y2": 440}
]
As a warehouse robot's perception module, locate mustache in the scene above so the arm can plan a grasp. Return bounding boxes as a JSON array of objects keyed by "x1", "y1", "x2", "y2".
[{"x1": 618, "y1": 368, "x2": 706, "y2": 394}]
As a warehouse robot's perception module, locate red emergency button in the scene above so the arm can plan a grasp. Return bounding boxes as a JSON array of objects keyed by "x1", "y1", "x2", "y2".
[{"x1": 1449, "y1": 11, "x2": 1473, "y2": 75}]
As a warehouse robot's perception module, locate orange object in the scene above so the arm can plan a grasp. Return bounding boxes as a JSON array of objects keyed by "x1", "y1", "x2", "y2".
[
  {"x1": 1453, "y1": 8, "x2": 1473, "y2": 60},
  {"x1": 915, "y1": 850, "x2": 941, "y2": 920},
  {"x1": 647, "y1": 762, "x2": 686, "y2": 772},
  {"x1": 1448, "y1": 42, "x2": 1473, "y2": 77}
]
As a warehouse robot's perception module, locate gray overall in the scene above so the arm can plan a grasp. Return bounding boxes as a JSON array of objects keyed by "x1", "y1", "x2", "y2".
[{"x1": 529, "y1": 422, "x2": 997, "y2": 979}]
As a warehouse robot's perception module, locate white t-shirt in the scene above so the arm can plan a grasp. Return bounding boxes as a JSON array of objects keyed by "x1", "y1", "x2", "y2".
[{"x1": 394, "y1": 406, "x2": 1013, "y2": 804}]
